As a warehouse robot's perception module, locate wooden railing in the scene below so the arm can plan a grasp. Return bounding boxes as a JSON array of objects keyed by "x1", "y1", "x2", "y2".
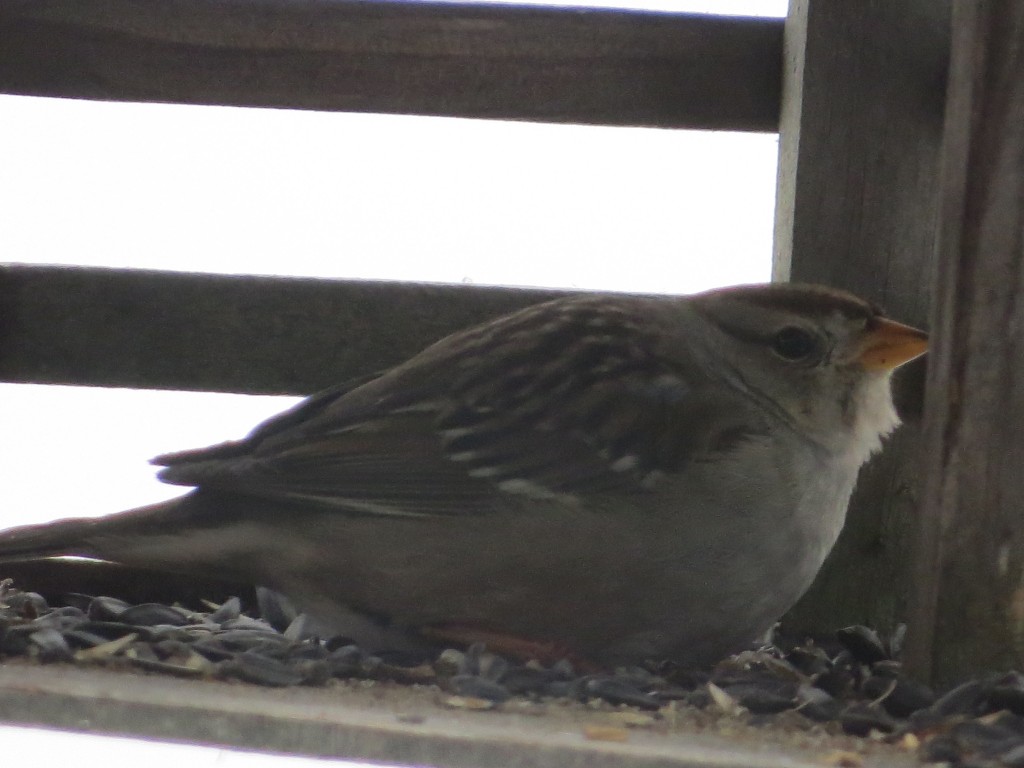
[{"x1": 3, "y1": 0, "x2": 1024, "y2": 694}]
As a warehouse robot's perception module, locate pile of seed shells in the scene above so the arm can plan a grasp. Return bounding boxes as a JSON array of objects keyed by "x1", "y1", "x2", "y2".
[{"x1": 3, "y1": 577, "x2": 1024, "y2": 766}]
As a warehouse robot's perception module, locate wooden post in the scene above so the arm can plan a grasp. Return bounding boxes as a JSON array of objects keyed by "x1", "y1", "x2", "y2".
[
  {"x1": 773, "y1": 0, "x2": 950, "y2": 637},
  {"x1": 906, "y1": 0, "x2": 1024, "y2": 686}
]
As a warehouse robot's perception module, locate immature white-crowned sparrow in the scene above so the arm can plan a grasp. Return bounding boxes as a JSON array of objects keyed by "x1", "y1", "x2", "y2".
[{"x1": 0, "y1": 283, "x2": 927, "y2": 666}]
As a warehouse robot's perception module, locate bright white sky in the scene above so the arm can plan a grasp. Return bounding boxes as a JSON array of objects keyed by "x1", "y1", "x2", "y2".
[{"x1": 0, "y1": 0, "x2": 786, "y2": 765}]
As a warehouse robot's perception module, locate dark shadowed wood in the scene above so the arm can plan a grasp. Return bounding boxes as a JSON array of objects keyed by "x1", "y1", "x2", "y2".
[
  {"x1": 773, "y1": 0, "x2": 950, "y2": 639},
  {"x1": 0, "y1": 265, "x2": 568, "y2": 394},
  {"x1": 0, "y1": 0, "x2": 782, "y2": 131},
  {"x1": 905, "y1": 0, "x2": 1024, "y2": 686},
  {"x1": 0, "y1": 559, "x2": 257, "y2": 613}
]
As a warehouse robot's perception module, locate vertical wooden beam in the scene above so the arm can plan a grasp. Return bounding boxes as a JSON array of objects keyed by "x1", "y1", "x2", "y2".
[
  {"x1": 773, "y1": 0, "x2": 950, "y2": 636},
  {"x1": 906, "y1": 0, "x2": 1024, "y2": 685}
]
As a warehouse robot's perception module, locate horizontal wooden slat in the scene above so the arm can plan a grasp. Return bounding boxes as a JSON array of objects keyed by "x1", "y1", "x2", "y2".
[
  {"x1": 0, "y1": 0, "x2": 782, "y2": 131},
  {"x1": 0, "y1": 264, "x2": 571, "y2": 394}
]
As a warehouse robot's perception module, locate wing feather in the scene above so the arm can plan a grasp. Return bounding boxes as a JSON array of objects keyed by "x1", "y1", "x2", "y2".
[{"x1": 153, "y1": 296, "x2": 762, "y2": 517}]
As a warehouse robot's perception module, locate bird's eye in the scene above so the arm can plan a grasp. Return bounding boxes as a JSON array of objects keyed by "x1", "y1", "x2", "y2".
[{"x1": 771, "y1": 326, "x2": 819, "y2": 362}]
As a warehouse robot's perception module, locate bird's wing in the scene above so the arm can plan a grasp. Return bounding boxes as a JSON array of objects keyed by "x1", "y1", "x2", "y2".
[{"x1": 154, "y1": 297, "x2": 762, "y2": 517}]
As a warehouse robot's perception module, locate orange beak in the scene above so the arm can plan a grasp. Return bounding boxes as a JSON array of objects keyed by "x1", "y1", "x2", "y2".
[{"x1": 858, "y1": 318, "x2": 929, "y2": 371}]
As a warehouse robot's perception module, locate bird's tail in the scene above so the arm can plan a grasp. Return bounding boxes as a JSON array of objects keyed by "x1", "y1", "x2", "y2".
[{"x1": 0, "y1": 495, "x2": 194, "y2": 563}]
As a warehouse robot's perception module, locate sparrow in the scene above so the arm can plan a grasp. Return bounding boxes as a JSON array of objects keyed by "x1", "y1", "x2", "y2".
[{"x1": 0, "y1": 283, "x2": 928, "y2": 667}]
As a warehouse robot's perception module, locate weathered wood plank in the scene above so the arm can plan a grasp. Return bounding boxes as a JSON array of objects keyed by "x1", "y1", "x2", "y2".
[
  {"x1": 905, "y1": 0, "x2": 1024, "y2": 686},
  {"x1": 0, "y1": 265, "x2": 567, "y2": 394},
  {"x1": 0, "y1": 0, "x2": 782, "y2": 131},
  {"x1": 0, "y1": 663, "x2": 852, "y2": 768},
  {"x1": 773, "y1": 0, "x2": 950, "y2": 639}
]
